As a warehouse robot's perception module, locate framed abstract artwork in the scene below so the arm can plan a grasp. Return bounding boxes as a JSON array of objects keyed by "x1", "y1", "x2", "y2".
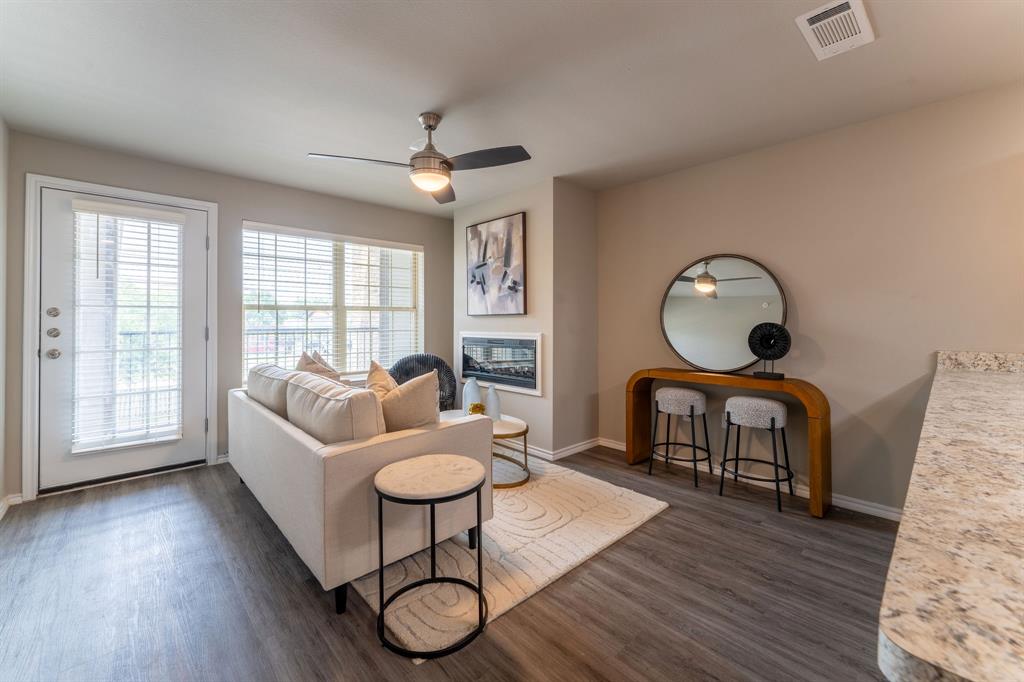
[{"x1": 466, "y1": 212, "x2": 526, "y2": 315}]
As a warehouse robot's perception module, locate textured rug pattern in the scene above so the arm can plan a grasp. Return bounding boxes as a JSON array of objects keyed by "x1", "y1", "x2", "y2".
[{"x1": 352, "y1": 459, "x2": 668, "y2": 654}]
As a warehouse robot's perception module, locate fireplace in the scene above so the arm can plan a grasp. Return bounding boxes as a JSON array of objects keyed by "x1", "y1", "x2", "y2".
[{"x1": 460, "y1": 332, "x2": 541, "y2": 395}]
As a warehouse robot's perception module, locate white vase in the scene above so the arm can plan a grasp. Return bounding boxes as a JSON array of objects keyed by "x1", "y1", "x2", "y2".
[
  {"x1": 485, "y1": 386, "x2": 502, "y2": 421},
  {"x1": 462, "y1": 377, "x2": 482, "y2": 414}
]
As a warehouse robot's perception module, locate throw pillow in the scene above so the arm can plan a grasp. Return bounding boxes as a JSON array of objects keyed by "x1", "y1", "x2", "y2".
[
  {"x1": 366, "y1": 359, "x2": 398, "y2": 400},
  {"x1": 379, "y1": 370, "x2": 440, "y2": 432},
  {"x1": 296, "y1": 351, "x2": 341, "y2": 380}
]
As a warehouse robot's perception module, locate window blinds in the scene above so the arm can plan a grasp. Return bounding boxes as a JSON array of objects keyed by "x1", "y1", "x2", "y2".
[
  {"x1": 72, "y1": 209, "x2": 183, "y2": 452},
  {"x1": 242, "y1": 227, "x2": 424, "y2": 379}
]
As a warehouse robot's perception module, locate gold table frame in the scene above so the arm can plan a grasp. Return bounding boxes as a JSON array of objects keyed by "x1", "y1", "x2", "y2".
[{"x1": 492, "y1": 419, "x2": 530, "y2": 489}]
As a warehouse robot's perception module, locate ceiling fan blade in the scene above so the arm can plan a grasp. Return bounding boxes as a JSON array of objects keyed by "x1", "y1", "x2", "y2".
[
  {"x1": 676, "y1": 275, "x2": 695, "y2": 282},
  {"x1": 307, "y1": 153, "x2": 411, "y2": 168},
  {"x1": 716, "y1": 276, "x2": 762, "y2": 282},
  {"x1": 447, "y1": 146, "x2": 531, "y2": 171},
  {"x1": 433, "y1": 184, "x2": 456, "y2": 204}
]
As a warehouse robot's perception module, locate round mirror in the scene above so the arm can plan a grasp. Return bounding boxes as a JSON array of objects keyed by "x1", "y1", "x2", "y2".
[{"x1": 660, "y1": 254, "x2": 786, "y2": 372}]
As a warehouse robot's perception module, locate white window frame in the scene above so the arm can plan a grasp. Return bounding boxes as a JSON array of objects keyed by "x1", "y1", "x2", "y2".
[
  {"x1": 241, "y1": 220, "x2": 425, "y2": 380},
  {"x1": 22, "y1": 174, "x2": 218, "y2": 502}
]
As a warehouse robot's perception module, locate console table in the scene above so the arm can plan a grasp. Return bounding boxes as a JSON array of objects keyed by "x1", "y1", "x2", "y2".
[{"x1": 626, "y1": 368, "x2": 831, "y2": 518}]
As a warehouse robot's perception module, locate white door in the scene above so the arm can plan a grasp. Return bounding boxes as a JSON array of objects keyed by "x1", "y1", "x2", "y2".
[{"x1": 37, "y1": 188, "x2": 209, "y2": 490}]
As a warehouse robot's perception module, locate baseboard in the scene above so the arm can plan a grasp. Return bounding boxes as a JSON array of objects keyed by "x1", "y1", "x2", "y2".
[
  {"x1": 0, "y1": 494, "x2": 24, "y2": 522},
  {"x1": 591, "y1": 437, "x2": 902, "y2": 521},
  {"x1": 494, "y1": 438, "x2": 601, "y2": 462}
]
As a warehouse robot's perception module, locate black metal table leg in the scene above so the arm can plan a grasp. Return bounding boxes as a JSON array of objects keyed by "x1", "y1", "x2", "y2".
[{"x1": 375, "y1": 482, "x2": 489, "y2": 659}]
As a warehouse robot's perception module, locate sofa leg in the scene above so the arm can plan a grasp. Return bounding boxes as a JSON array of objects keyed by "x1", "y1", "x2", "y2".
[
  {"x1": 467, "y1": 527, "x2": 477, "y2": 550},
  {"x1": 335, "y1": 583, "x2": 349, "y2": 614}
]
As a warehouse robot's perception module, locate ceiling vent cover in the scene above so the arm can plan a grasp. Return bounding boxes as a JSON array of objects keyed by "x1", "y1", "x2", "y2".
[{"x1": 796, "y1": 0, "x2": 875, "y2": 61}]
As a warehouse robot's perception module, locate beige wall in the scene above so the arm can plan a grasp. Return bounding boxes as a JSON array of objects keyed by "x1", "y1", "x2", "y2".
[
  {"x1": 0, "y1": 119, "x2": 7, "y2": 500},
  {"x1": 597, "y1": 84, "x2": 1024, "y2": 509},
  {"x1": 552, "y1": 179, "x2": 598, "y2": 451},
  {"x1": 4, "y1": 131, "x2": 454, "y2": 496},
  {"x1": 454, "y1": 181, "x2": 556, "y2": 450},
  {"x1": 453, "y1": 179, "x2": 599, "y2": 455}
]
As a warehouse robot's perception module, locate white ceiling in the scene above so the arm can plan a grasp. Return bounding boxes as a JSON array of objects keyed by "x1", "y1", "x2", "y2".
[{"x1": 1, "y1": 1, "x2": 1021, "y2": 217}]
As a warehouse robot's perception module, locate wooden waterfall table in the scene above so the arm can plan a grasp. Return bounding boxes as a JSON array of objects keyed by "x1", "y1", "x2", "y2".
[{"x1": 626, "y1": 368, "x2": 832, "y2": 518}]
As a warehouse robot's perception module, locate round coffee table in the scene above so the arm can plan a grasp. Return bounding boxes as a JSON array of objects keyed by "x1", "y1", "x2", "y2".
[
  {"x1": 373, "y1": 454, "x2": 488, "y2": 658},
  {"x1": 440, "y1": 411, "x2": 530, "y2": 489}
]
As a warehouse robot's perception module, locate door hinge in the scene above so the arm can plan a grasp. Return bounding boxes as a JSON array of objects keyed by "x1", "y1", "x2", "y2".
[
  {"x1": 204, "y1": 326, "x2": 210, "y2": 341},
  {"x1": 204, "y1": 418, "x2": 209, "y2": 433},
  {"x1": 206, "y1": 235, "x2": 211, "y2": 250}
]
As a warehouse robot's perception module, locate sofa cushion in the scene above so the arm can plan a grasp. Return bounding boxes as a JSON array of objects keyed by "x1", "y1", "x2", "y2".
[
  {"x1": 366, "y1": 359, "x2": 398, "y2": 400},
  {"x1": 380, "y1": 370, "x2": 441, "y2": 432},
  {"x1": 247, "y1": 364, "x2": 299, "y2": 418},
  {"x1": 286, "y1": 372, "x2": 385, "y2": 444}
]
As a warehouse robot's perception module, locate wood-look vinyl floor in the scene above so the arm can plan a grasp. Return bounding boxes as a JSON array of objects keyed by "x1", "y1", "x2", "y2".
[{"x1": 0, "y1": 447, "x2": 898, "y2": 681}]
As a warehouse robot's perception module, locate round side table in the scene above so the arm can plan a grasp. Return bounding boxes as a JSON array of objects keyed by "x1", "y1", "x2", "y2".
[
  {"x1": 373, "y1": 454, "x2": 489, "y2": 659},
  {"x1": 440, "y1": 411, "x2": 530, "y2": 489},
  {"x1": 491, "y1": 415, "x2": 530, "y2": 489}
]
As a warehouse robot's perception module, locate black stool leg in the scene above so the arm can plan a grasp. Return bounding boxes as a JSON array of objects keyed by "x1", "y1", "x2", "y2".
[
  {"x1": 467, "y1": 527, "x2": 477, "y2": 549},
  {"x1": 719, "y1": 413, "x2": 731, "y2": 496},
  {"x1": 689, "y1": 405, "x2": 698, "y2": 487},
  {"x1": 664, "y1": 412, "x2": 672, "y2": 468},
  {"x1": 781, "y1": 427, "x2": 794, "y2": 496},
  {"x1": 702, "y1": 413, "x2": 713, "y2": 475},
  {"x1": 648, "y1": 406, "x2": 659, "y2": 475},
  {"x1": 733, "y1": 424, "x2": 741, "y2": 481},
  {"x1": 769, "y1": 418, "x2": 783, "y2": 512}
]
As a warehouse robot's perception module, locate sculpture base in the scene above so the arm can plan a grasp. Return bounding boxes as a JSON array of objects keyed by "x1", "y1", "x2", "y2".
[{"x1": 753, "y1": 371, "x2": 786, "y2": 380}]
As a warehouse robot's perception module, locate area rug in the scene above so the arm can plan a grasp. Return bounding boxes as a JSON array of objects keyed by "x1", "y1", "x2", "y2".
[{"x1": 352, "y1": 458, "x2": 667, "y2": 657}]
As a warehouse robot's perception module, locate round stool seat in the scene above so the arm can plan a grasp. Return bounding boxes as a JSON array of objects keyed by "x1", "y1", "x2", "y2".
[
  {"x1": 374, "y1": 454, "x2": 486, "y2": 501},
  {"x1": 723, "y1": 396, "x2": 787, "y2": 429},
  {"x1": 655, "y1": 387, "x2": 707, "y2": 416}
]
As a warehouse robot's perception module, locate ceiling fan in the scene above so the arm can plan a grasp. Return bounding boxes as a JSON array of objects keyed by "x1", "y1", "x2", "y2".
[
  {"x1": 308, "y1": 112, "x2": 531, "y2": 205},
  {"x1": 677, "y1": 260, "x2": 761, "y2": 298}
]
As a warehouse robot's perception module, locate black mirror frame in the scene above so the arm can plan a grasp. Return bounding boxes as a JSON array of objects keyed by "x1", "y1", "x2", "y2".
[{"x1": 659, "y1": 253, "x2": 788, "y2": 374}]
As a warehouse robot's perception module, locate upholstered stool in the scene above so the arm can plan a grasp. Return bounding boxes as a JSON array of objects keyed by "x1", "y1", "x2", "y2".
[
  {"x1": 718, "y1": 396, "x2": 794, "y2": 511},
  {"x1": 648, "y1": 386, "x2": 713, "y2": 486}
]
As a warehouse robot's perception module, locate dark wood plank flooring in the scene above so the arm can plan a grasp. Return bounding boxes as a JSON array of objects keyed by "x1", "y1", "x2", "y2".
[{"x1": 0, "y1": 447, "x2": 898, "y2": 681}]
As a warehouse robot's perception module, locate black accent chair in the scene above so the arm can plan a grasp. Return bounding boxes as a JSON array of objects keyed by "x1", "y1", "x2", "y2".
[{"x1": 388, "y1": 354, "x2": 458, "y2": 411}]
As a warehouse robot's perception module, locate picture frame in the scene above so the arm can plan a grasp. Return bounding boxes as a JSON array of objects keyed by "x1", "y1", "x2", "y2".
[{"x1": 466, "y1": 212, "x2": 526, "y2": 316}]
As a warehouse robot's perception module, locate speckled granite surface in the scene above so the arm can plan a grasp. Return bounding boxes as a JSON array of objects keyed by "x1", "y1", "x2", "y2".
[
  {"x1": 936, "y1": 350, "x2": 1024, "y2": 373},
  {"x1": 878, "y1": 354, "x2": 1024, "y2": 682}
]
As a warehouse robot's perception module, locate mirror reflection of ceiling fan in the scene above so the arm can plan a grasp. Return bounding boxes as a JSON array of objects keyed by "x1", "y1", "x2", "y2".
[
  {"x1": 677, "y1": 260, "x2": 761, "y2": 299},
  {"x1": 308, "y1": 112, "x2": 531, "y2": 205}
]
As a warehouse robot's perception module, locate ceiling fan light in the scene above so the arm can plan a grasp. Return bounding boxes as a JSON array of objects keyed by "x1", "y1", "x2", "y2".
[
  {"x1": 694, "y1": 274, "x2": 717, "y2": 293},
  {"x1": 409, "y1": 167, "x2": 450, "y2": 192}
]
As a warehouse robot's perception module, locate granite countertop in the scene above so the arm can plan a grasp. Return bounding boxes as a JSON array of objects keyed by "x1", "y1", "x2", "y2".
[{"x1": 878, "y1": 351, "x2": 1024, "y2": 682}]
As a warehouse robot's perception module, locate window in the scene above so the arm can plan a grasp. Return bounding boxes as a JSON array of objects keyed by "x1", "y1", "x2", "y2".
[
  {"x1": 242, "y1": 224, "x2": 424, "y2": 380},
  {"x1": 72, "y1": 204, "x2": 184, "y2": 451}
]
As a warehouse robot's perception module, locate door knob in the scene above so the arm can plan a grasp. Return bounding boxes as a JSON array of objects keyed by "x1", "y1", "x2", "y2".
[
  {"x1": 46, "y1": 349, "x2": 62, "y2": 359},
  {"x1": 46, "y1": 328, "x2": 61, "y2": 338},
  {"x1": 46, "y1": 307, "x2": 60, "y2": 317}
]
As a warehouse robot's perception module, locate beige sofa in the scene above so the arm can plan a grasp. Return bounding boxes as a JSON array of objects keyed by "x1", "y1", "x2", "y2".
[{"x1": 227, "y1": 380, "x2": 493, "y2": 613}]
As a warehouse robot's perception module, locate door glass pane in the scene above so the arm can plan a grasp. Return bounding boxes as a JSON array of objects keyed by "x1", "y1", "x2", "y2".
[{"x1": 72, "y1": 211, "x2": 183, "y2": 452}]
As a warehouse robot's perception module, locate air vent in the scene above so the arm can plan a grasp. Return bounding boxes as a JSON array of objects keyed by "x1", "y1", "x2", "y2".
[{"x1": 796, "y1": 0, "x2": 875, "y2": 61}]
